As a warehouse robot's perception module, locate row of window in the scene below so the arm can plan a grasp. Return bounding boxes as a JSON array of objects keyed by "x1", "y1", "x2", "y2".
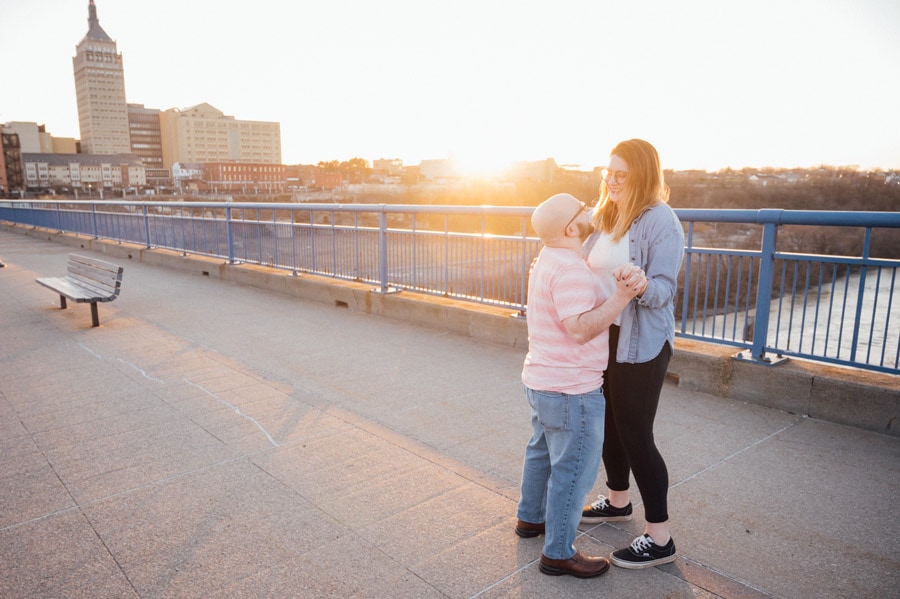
[
  {"x1": 85, "y1": 53, "x2": 122, "y2": 64},
  {"x1": 82, "y1": 68, "x2": 124, "y2": 77}
]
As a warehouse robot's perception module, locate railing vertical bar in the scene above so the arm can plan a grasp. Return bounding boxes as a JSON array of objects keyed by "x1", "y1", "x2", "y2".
[
  {"x1": 744, "y1": 257, "x2": 754, "y2": 343},
  {"x1": 835, "y1": 264, "x2": 851, "y2": 360},
  {"x1": 823, "y1": 263, "x2": 838, "y2": 358},
  {"x1": 881, "y1": 268, "x2": 897, "y2": 368},
  {"x1": 849, "y1": 228, "x2": 874, "y2": 362},
  {"x1": 865, "y1": 267, "x2": 882, "y2": 364},
  {"x1": 773, "y1": 260, "x2": 785, "y2": 349},
  {"x1": 680, "y1": 222, "x2": 694, "y2": 334},
  {"x1": 786, "y1": 261, "x2": 801, "y2": 351},
  {"x1": 866, "y1": 252, "x2": 884, "y2": 366},
  {"x1": 798, "y1": 261, "x2": 812, "y2": 353},
  {"x1": 724, "y1": 255, "x2": 735, "y2": 340},
  {"x1": 711, "y1": 255, "x2": 721, "y2": 337},
  {"x1": 810, "y1": 262, "x2": 824, "y2": 355}
]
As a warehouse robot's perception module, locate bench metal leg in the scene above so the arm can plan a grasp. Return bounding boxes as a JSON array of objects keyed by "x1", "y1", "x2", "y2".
[
  {"x1": 90, "y1": 302, "x2": 100, "y2": 327},
  {"x1": 59, "y1": 295, "x2": 67, "y2": 309}
]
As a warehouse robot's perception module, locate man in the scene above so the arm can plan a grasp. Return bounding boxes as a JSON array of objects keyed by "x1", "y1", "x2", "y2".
[{"x1": 516, "y1": 193, "x2": 645, "y2": 578}]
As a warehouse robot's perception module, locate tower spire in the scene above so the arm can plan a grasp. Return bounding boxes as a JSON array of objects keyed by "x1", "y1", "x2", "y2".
[
  {"x1": 88, "y1": 0, "x2": 98, "y2": 29},
  {"x1": 84, "y1": 0, "x2": 112, "y2": 42}
]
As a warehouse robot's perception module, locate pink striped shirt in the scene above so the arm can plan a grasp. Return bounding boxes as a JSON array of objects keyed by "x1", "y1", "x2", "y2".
[{"x1": 522, "y1": 247, "x2": 610, "y2": 394}]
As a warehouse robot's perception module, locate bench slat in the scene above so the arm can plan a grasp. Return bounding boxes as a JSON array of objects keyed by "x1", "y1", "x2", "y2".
[
  {"x1": 36, "y1": 276, "x2": 119, "y2": 302},
  {"x1": 68, "y1": 273, "x2": 120, "y2": 296}
]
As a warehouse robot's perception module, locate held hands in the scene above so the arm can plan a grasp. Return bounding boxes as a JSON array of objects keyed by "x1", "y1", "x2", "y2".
[{"x1": 612, "y1": 264, "x2": 648, "y2": 299}]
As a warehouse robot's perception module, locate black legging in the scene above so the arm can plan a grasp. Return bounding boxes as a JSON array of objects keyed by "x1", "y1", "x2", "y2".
[{"x1": 602, "y1": 325, "x2": 671, "y2": 523}]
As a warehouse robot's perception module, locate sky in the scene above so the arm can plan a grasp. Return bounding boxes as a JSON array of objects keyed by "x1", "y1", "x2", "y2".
[{"x1": 2, "y1": 0, "x2": 899, "y2": 174}]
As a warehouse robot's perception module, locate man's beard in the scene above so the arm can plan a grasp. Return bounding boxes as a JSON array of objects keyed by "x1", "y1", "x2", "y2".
[{"x1": 577, "y1": 221, "x2": 594, "y2": 243}]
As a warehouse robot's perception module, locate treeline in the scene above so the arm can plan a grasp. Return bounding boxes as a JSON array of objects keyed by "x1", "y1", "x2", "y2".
[
  {"x1": 227, "y1": 166, "x2": 900, "y2": 256},
  {"x1": 666, "y1": 169, "x2": 900, "y2": 212}
]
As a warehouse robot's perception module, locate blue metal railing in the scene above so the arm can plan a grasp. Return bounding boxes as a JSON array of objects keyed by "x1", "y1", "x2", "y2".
[
  {"x1": 676, "y1": 209, "x2": 900, "y2": 373},
  {"x1": 2, "y1": 200, "x2": 898, "y2": 374}
]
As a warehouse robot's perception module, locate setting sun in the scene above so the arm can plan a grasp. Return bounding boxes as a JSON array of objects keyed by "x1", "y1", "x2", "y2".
[{"x1": 451, "y1": 151, "x2": 515, "y2": 179}]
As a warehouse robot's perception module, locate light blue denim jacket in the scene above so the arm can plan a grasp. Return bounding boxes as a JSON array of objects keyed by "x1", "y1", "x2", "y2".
[{"x1": 598, "y1": 202, "x2": 685, "y2": 364}]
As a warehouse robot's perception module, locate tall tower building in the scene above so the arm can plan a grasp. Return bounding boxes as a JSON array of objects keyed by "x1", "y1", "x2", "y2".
[{"x1": 73, "y1": 0, "x2": 131, "y2": 155}]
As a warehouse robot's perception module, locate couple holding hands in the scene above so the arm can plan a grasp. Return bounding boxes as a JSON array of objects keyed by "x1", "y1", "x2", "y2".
[{"x1": 516, "y1": 139, "x2": 685, "y2": 578}]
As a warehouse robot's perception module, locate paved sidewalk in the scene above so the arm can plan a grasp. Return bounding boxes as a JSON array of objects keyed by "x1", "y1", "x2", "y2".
[{"x1": 1, "y1": 230, "x2": 898, "y2": 598}]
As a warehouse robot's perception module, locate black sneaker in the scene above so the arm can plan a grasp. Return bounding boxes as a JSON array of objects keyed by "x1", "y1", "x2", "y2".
[
  {"x1": 610, "y1": 534, "x2": 676, "y2": 569},
  {"x1": 581, "y1": 496, "x2": 633, "y2": 523}
]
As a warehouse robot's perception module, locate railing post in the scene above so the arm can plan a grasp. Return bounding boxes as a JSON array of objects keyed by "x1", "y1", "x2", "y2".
[
  {"x1": 516, "y1": 216, "x2": 529, "y2": 315},
  {"x1": 373, "y1": 206, "x2": 398, "y2": 294},
  {"x1": 377, "y1": 209, "x2": 389, "y2": 293},
  {"x1": 746, "y1": 209, "x2": 784, "y2": 364},
  {"x1": 91, "y1": 203, "x2": 99, "y2": 239},
  {"x1": 143, "y1": 204, "x2": 151, "y2": 248},
  {"x1": 289, "y1": 209, "x2": 298, "y2": 276},
  {"x1": 226, "y1": 206, "x2": 235, "y2": 264}
]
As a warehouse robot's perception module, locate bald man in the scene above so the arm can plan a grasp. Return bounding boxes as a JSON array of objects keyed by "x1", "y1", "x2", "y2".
[{"x1": 516, "y1": 193, "x2": 645, "y2": 578}]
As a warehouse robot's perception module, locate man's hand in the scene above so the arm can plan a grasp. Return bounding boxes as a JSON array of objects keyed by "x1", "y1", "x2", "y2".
[{"x1": 612, "y1": 264, "x2": 647, "y2": 298}]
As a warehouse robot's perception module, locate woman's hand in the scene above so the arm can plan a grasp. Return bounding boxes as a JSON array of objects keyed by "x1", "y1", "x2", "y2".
[{"x1": 612, "y1": 264, "x2": 647, "y2": 299}]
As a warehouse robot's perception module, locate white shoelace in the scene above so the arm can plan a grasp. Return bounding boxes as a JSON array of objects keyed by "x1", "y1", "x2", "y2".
[
  {"x1": 590, "y1": 496, "x2": 610, "y2": 510},
  {"x1": 631, "y1": 534, "x2": 655, "y2": 554}
]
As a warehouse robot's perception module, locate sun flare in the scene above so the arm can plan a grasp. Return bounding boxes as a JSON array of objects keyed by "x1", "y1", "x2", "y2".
[{"x1": 450, "y1": 151, "x2": 514, "y2": 179}]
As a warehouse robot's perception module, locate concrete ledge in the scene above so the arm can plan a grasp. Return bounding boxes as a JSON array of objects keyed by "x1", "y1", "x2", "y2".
[
  {"x1": 4, "y1": 224, "x2": 530, "y2": 349},
  {"x1": 669, "y1": 338, "x2": 899, "y2": 437},
  {"x1": 6, "y1": 223, "x2": 897, "y2": 436}
]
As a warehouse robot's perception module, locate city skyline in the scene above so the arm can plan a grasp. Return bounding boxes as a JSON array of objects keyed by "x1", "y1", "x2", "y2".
[{"x1": 2, "y1": 0, "x2": 899, "y2": 174}]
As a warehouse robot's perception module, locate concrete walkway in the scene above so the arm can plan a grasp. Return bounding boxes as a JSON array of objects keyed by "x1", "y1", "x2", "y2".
[{"x1": 1, "y1": 230, "x2": 898, "y2": 599}]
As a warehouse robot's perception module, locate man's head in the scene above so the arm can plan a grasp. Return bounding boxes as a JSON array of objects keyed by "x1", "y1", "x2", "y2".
[{"x1": 532, "y1": 193, "x2": 592, "y2": 248}]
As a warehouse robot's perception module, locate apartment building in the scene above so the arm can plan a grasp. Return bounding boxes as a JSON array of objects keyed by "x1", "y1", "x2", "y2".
[{"x1": 22, "y1": 153, "x2": 146, "y2": 192}]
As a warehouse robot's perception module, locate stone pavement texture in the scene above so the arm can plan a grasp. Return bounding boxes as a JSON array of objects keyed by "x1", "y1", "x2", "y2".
[{"x1": 1, "y1": 229, "x2": 898, "y2": 599}]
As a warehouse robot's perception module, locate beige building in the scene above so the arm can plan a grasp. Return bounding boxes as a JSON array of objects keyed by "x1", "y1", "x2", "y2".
[
  {"x1": 159, "y1": 103, "x2": 281, "y2": 169},
  {"x1": 1, "y1": 122, "x2": 78, "y2": 155},
  {"x1": 52, "y1": 137, "x2": 79, "y2": 154},
  {"x1": 2, "y1": 122, "x2": 53, "y2": 153},
  {"x1": 73, "y1": 0, "x2": 131, "y2": 155}
]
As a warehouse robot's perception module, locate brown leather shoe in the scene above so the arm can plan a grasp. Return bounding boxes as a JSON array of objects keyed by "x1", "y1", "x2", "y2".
[
  {"x1": 515, "y1": 519, "x2": 545, "y2": 538},
  {"x1": 540, "y1": 551, "x2": 611, "y2": 578}
]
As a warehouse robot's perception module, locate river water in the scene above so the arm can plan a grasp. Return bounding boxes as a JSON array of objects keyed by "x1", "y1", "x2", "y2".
[{"x1": 694, "y1": 268, "x2": 899, "y2": 369}]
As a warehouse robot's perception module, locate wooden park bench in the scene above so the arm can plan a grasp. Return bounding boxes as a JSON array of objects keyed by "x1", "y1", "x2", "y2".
[{"x1": 36, "y1": 254, "x2": 124, "y2": 327}]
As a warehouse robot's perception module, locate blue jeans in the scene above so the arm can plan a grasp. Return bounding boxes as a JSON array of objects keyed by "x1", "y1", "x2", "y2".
[{"x1": 517, "y1": 385, "x2": 605, "y2": 560}]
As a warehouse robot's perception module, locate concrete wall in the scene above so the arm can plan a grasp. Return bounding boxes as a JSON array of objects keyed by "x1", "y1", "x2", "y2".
[{"x1": 7, "y1": 223, "x2": 898, "y2": 437}]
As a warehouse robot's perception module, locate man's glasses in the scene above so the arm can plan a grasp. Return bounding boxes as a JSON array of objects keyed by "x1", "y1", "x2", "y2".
[
  {"x1": 565, "y1": 201, "x2": 588, "y2": 231},
  {"x1": 602, "y1": 168, "x2": 629, "y2": 184}
]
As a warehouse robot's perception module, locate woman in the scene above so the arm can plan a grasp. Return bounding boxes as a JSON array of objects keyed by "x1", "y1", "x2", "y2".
[{"x1": 581, "y1": 139, "x2": 685, "y2": 569}]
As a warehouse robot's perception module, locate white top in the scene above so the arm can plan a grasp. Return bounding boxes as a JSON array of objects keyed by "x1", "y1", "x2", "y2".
[{"x1": 585, "y1": 231, "x2": 630, "y2": 326}]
